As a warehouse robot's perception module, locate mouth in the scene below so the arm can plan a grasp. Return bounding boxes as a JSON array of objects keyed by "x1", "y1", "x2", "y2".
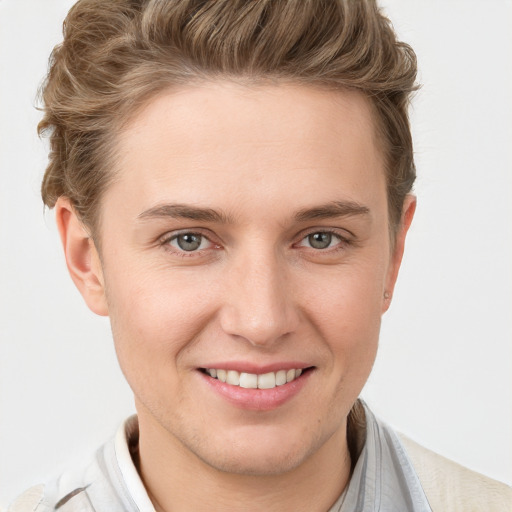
[
  {"x1": 199, "y1": 367, "x2": 312, "y2": 389},
  {"x1": 198, "y1": 365, "x2": 314, "y2": 410}
]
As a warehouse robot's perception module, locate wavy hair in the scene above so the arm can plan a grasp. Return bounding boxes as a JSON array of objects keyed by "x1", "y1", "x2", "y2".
[{"x1": 39, "y1": 0, "x2": 418, "y2": 235}]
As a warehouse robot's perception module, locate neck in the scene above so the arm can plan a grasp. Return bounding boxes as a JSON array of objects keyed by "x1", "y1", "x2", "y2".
[{"x1": 137, "y1": 412, "x2": 352, "y2": 512}]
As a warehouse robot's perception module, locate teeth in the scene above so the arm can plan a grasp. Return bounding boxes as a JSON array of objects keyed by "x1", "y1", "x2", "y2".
[
  {"x1": 258, "y1": 372, "x2": 276, "y2": 389},
  {"x1": 226, "y1": 370, "x2": 240, "y2": 386},
  {"x1": 275, "y1": 370, "x2": 287, "y2": 386},
  {"x1": 239, "y1": 372, "x2": 258, "y2": 389},
  {"x1": 205, "y1": 367, "x2": 306, "y2": 389}
]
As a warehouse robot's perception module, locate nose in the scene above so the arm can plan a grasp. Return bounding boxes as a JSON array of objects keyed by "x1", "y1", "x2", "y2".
[{"x1": 219, "y1": 249, "x2": 300, "y2": 347}]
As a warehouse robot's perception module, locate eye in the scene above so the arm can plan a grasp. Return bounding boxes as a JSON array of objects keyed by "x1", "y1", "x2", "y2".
[
  {"x1": 299, "y1": 231, "x2": 343, "y2": 250},
  {"x1": 168, "y1": 232, "x2": 211, "y2": 252}
]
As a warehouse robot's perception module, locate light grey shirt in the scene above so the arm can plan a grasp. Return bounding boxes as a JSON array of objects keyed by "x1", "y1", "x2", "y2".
[
  {"x1": 331, "y1": 403, "x2": 431, "y2": 511},
  {"x1": 10, "y1": 402, "x2": 432, "y2": 512}
]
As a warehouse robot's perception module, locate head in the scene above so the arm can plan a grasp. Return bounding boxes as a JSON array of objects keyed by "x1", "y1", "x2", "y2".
[{"x1": 40, "y1": 0, "x2": 418, "y2": 478}]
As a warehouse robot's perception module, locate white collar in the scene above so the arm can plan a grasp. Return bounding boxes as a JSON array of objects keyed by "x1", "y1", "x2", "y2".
[{"x1": 114, "y1": 416, "x2": 156, "y2": 512}]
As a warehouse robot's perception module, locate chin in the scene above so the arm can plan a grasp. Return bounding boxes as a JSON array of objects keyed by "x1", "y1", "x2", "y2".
[
  {"x1": 200, "y1": 444, "x2": 310, "y2": 477},
  {"x1": 187, "y1": 423, "x2": 328, "y2": 477}
]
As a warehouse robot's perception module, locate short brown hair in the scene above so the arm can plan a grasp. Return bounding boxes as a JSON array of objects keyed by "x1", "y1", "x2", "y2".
[{"x1": 39, "y1": 0, "x2": 418, "y2": 235}]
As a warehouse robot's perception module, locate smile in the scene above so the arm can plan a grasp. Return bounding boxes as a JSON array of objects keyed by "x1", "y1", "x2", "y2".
[{"x1": 202, "y1": 368, "x2": 304, "y2": 389}]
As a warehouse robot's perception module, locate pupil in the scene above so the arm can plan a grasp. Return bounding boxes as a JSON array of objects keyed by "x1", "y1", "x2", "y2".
[
  {"x1": 177, "y1": 233, "x2": 201, "y2": 251},
  {"x1": 309, "y1": 232, "x2": 331, "y2": 249}
]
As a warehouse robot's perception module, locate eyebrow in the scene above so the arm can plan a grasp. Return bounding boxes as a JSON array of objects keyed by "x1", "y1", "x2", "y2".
[
  {"x1": 137, "y1": 200, "x2": 370, "y2": 224},
  {"x1": 137, "y1": 204, "x2": 233, "y2": 223},
  {"x1": 294, "y1": 201, "x2": 370, "y2": 222}
]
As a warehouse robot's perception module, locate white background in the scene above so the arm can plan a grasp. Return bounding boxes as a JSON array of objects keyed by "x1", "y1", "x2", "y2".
[{"x1": 0, "y1": 0, "x2": 511, "y2": 507}]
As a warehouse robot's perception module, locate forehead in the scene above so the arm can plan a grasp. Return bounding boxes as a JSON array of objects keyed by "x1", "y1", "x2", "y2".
[{"x1": 108, "y1": 82, "x2": 385, "y2": 222}]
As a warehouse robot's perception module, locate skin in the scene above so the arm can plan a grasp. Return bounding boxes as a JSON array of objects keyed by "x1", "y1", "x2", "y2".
[{"x1": 56, "y1": 82, "x2": 415, "y2": 512}]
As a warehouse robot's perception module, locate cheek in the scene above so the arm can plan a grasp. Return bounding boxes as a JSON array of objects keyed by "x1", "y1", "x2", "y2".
[
  {"x1": 299, "y1": 261, "x2": 385, "y2": 366},
  {"x1": 104, "y1": 269, "x2": 218, "y2": 418},
  {"x1": 104, "y1": 265, "x2": 216, "y2": 375},
  {"x1": 303, "y1": 257, "x2": 386, "y2": 321}
]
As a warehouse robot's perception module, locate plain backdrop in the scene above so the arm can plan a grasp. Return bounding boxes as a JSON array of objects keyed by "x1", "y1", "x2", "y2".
[{"x1": 1, "y1": 0, "x2": 511, "y2": 507}]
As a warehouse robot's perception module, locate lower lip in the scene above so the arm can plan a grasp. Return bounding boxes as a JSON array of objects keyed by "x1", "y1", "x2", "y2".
[{"x1": 199, "y1": 370, "x2": 313, "y2": 411}]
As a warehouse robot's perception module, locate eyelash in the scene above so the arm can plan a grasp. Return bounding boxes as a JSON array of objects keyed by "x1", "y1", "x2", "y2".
[
  {"x1": 295, "y1": 230, "x2": 351, "y2": 252},
  {"x1": 158, "y1": 229, "x2": 352, "y2": 257},
  {"x1": 159, "y1": 230, "x2": 219, "y2": 258}
]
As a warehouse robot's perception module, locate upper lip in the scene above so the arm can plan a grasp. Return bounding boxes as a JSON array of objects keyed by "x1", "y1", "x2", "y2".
[{"x1": 199, "y1": 361, "x2": 312, "y2": 374}]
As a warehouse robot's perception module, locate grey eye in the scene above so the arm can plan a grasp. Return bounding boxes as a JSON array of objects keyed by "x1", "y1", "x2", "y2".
[
  {"x1": 176, "y1": 233, "x2": 203, "y2": 251},
  {"x1": 308, "y1": 232, "x2": 332, "y2": 249}
]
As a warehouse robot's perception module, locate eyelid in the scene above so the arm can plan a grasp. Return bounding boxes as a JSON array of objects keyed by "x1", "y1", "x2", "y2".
[
  {"x1": 156, "y1": 226, "x2": 354, "y2": 256},
  {"x1": 294, "y1": 227, "x2": 352, "y2": 245},
  {"x1": 158, "y1": 228, "x2": 221, "y2": 254}
]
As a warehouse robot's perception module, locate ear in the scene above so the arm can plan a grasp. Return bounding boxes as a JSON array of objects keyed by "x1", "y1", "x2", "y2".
[
  {"x1": 382, "y1": 195, "x2": 416, "y2": 313},
  {"x1": 55, "y1": 197, "x2": 109, "y2": 316}
]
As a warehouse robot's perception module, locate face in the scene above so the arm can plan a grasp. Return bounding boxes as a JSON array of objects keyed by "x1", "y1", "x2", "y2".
[{"x1": 67, "y1": 82, "x2": 413, "y2": 476}]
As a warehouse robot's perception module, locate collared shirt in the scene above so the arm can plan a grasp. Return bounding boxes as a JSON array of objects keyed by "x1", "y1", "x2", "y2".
[
  {"x1": 9, "y1": 402, "x2": 432, "y2": 512},
  {"x1": 331, "y1": 403, "x2": 431, "y2": 511}
]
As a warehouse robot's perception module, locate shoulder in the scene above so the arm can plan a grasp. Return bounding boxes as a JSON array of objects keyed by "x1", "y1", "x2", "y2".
[
  {"x1": 7, "y1": 465, "x2": 113, "y2": 512},
  {"x1": 6, "y1": 416, "x2": 144, "y2": 512},
  {"x1": 6, "y1": 434, "x2": 112, "y2": 512},
  {"x1": 6, "y1": 485, "x2": 46, "y2": 512},
  {"x1": 398, "y1": 433, "x2": 512, "y2": 512},
  {"x1": 6, "y1": 482, "x2": 97, "y2": 512}
]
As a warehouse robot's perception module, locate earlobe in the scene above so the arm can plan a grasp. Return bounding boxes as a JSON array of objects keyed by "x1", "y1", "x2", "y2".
[
  {"x1": 382, "y1": 195, "x2": 416, "y2": 313},
  {"x1": 55, "y1": 197, "x2": 109, "y2": 316}
]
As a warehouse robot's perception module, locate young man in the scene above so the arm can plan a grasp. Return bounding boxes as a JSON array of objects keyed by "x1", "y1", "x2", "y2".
[{"x1": 8, "y1": 1, "x2": 512, "y2": 511}]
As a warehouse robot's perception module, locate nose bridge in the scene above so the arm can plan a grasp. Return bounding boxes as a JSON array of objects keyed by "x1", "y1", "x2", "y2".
[{"x1": 220, "y1": 243, "x2": 298, "y2": 346}]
